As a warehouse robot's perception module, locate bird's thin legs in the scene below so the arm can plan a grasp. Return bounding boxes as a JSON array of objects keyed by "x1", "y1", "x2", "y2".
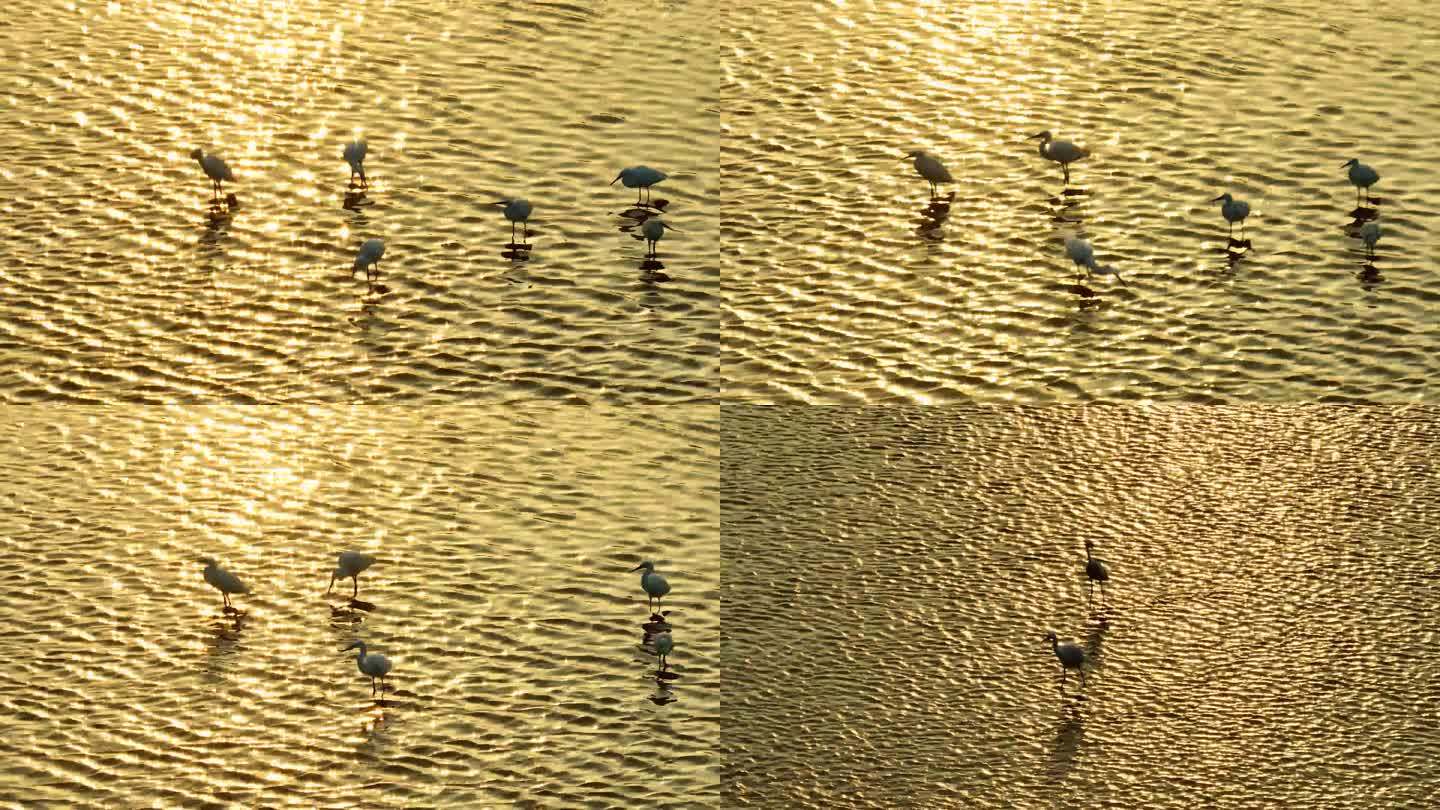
[
  {"x1": 1062, "y1": 166, "x2": 1070, "y2": 186},
  {"x1": 352, "y1": 577, "x2": 358, "y2": 599}
]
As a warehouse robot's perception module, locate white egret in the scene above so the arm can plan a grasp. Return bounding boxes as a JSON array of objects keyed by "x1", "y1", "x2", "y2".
[
  {"x1": 190, "y1": 148, "x2": 234, "y2": 201},
  {"x1": 631, "y1": 560, "x2": 671, "y2": 611},
  {"x1": 341, "y1": 640, "x2": 392, "y2": 697},
  {"x1": 1064, "y1": 237, "x2": 1095, "y2": 273},
  {"x1": 653, "y1": 632, "x2": 674, "y2": 672},
  {"x1": 199, "y1": 557, "x2": 249, "y2": 611},
  {"x1": 1341, "y1": 159, "x2": 1380, "y2": 207},
  {"x1": 903, "y1": 150, "x2": 953, "y2": 198},
  {"x1": 1212, "y1": 193, "x2": 1251, "y2": 239},
  {"x1": 343, "y1": 140, "x2": 368, "y2": 188},
  {"x1": 1360, "y1": 222, "x2": 1381, "y2": 258},
  {"x1": 611, "y1": 166, "x2": 667, "y2": 205},
  {"x1": 1084, "y1": 539, "x2": 1110, "y2": 602},
  {"x1": 353, "y1": 238, "x2": 385, "y2": 281},
  {"x1": 1044, "y1": 632, "x2": 1086, "y2": 685},
  {"x1": 641, "y1": 217, "x2": 679, "y2": 256},
  {"x1": 1028, "y1": 131, "x2": 1090, "y2": 185},
  {"x1": 328, "y1": 551, "x2": 377, "y2": 599},
  {"x1": 494, "y1": 198, "x2": 533, "y2": 242}
]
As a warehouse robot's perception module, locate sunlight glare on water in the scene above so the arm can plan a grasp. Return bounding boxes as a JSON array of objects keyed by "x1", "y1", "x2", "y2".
[
  {"x1": 0, "y1": 404, "x2": 719, "y2": 807},
  {"x1": 1, "y1": 0, "x2": 718, "y2": 403}
]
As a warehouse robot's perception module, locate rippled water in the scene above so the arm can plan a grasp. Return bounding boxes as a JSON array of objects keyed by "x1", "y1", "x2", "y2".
[
  {"x1": 722, "y1": 406, "x2": 1440, "y2": 807},
  {"x1": 722, "y1": 1, "x2": 1440, "y2": 402},
  {"x1": 0, "y1": 406, "x2": 720, "y2": 806},
  {"x1": 1, "y1": 0, "x2": 718, "y2": 403}
]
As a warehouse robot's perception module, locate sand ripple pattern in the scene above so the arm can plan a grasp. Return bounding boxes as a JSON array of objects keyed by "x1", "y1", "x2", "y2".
[
  {"x1": 722, "y1": 406, "x2": 1440, "y2": 807},
  {"x1": 0, "y1": 0, "x2": 719, "y2": 403},
  {"x1": 722, "y1": 1, "x2": 1440, "y2": 402},
  {"x1": 0, "y1": 405, "x2": 720, "y2": 807}
]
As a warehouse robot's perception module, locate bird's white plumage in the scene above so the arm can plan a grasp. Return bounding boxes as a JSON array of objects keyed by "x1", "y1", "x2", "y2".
[
  {"x1": 1064, "y1": 237, "x2": 1095, "y2": 270},
  {"x1": 200, "y1": 557, "x2": 248, "y2": 595},
  {"x1": 633, "y1": 560, "x2": 671, "y2": 602},
  {"x1": 190, "y1": 149, "x2": 234, "y2": 183},
  {"x1": 642, "y1": 218, "x2": 671, "y2": 243},
  {"x1": 355, "y1": 238, "x2": 385, "y2": 270},
  {"x1": 612, "y1": 166, "x2": 667, "y2": 189},
  {"x1": 343, "y1": 640, "x2": 392, "y2": 687},
  {"x1": 1045, "y1": 632, "x2": 1086, "y2": 671},
  {"x1": 1361, "y1": 222, "x2": 1381, "y2": 252},
  {"x1": 344, "y1": 140, "x2": 367, "y2": 171},
  {"x1": 1213, "y1": 192, "x2": 1250, "y2": 225},
  {"x1": 335, "y1": 551, "x2": 376, "y2": 579},
  {"x1": 654, "y1": 632, "x2": 674, "y2": 657},
  {"x1": 1343, "y1": 159, "x2": 1379, "y2": 191},
  {"x1": 1030, "y1": 131, "x2": 1089, "y2": 183},
  {"x1": 497, "y1": 199, "x2": 533, "y2": 223},
  {"x1": 905, "y1": 150, "x2": 953, "y2": 194}
]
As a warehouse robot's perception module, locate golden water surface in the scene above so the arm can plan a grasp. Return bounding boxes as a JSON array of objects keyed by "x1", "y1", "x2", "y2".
[{"x1": 0, "y1": 405, "x2": 719, "y2": 806}]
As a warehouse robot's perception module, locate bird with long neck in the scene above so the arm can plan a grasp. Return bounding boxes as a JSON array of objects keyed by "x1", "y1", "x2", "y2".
[
  {"x1": 342, "y1": 640, "x2": 392, "y2": 697},
  {"x1": 1084, "y1": 539, "x2": 1110, "y2": 603},
  {"x1": 1044, "y1": 631, "x2": 1086, "y2": 686}
]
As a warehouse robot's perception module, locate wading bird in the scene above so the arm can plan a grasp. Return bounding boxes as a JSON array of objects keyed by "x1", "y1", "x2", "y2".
[
  {"x1": 1212, "y1": 192, "x2": 1251, "y2": 240},
  {"x1": 343, "y1": 140, "x2": 368, "y2": 189},
  {"x1": 199, "y1": 557, "x2": 249, "y2": 611},
  {"x1": 328, "y1": 551, "x2": 377, "y2": 599},
  {"x1": 1028, "y1": 131, "x2": 1089, "y2": 185},
  {"x1": 903, "y1": 150, "x2": 953, "y2": 198},
  {"x1": 653, "y1": 632, "x2": 674, "y2": 673},
  {"x1": 190, "y1": 148, "x2": 234, "y2": 202},
  {"x1": 1064, "y1": 237, "x2": 1095, "y2": 274},
  {"x1": 353, "y1": 238, "x2": 385, "y2": 283},
  {"x1": 632, "y1": 560, "x2": 671, "y2": 611},
  {"x1": 1044, "y1": 631, "x2": 1086, "y2": 686},
  {"x1": 641, "y1": 217, "x2": 678, "y2": 256},
  {"x1": 494, "y1": 198, "x2": 533, "y2": 243},
  {"x1": 1084, "y1": 539, "x2": 1110, "y2": 602},
  {"x1": 342, "y1": 640, "x2": 392, "y2": 697},
  {"x1": 1341, "y1": 159, "x2": 1380, "y2": 207},
  {"x1": 1360, "y1": 221, "x2": 1381, "y2": 259},
  {"x1": 611, "y1": 166, "x2": 667, "y2": 205}
]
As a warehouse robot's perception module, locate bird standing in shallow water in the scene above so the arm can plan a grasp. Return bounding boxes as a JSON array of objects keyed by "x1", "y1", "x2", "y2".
[
  {"x1": 342, "y1": 640, "x2": 392, "y2": 697},
  {"x1": 1064, "y1": 237, "x2": 1095, "y2": 274},
  {"x1": 199, "y1": 557, "x2": 249, "y2": 611},
  {"x1": 1028, "y1": 131, "x2": 1089, "y2": 186},
  {"x1": 653, "y1": 632, "x2": 674, "y2": 673},
  {"x1": 190, "y1": 148, "x2": 234, "y2": 202},
  {"x1": 494, "y1": 198, "x2": 533, "y2": 243},
  {"x1": 329, "y1": 551, "x2": 377, "y2": 599},
  {"x1": 1044, "y1": 632, "x2": 1086, "y2": 686},
  {"x1": 641, "y1": 217, "x2": 678, "y2": 256},
  {"x1": 903, "y1": 150, "x2": 953, "y2": 198},
  {"x1": 1084, "y1": 539, "x2": 1110, "y2": 603},
  {"x1": 1360, "y1": 222, "x2": 1381, "y2": 259},
  {"x1": 1342, "y1": 159, "x2": 1380, "y2": 207},
  {"x1": 611, "y1": 166, "x2": 667, "y2": 206},
  {"x1": 1212, "y1": 193, "x2": 1251, "y2": 240},
  {"x1": 353, "y1": 238, "x2": 385, "y2": 284},
  {"x1": 343, "y1": 140, "x2": 368, "y2": 189},
  {"x1": 631, "y1": 560, "x2": 671, "y2": 612}
]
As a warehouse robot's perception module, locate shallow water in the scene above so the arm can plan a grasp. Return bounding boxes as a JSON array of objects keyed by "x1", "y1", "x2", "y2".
[
  {"x1": 722, "y1": 406, "x2": 1440, "y2": 807},
  {"x1": 722, "y1": 1, "x2": 1440, "y2": 403},
  {"x1": 1, "y1": 0, "x2": 718, "y2": 403},
  {"x1": 0, "y1": 405, "x2": 719, "y2": 807}
]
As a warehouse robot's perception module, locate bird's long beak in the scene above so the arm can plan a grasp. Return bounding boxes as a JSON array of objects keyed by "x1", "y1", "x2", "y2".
[
  {"x1": 663, "y1": 223, "x2": 680, "y2": 232},
  {"x1": 1211, "y1": 195, "x2": 1225, "y2": 202},
  {"x1": 1027, "y1": 132, "x2": 1043, "y2": 139},
  {"x1": 610, "y1": 173, "x2": 623, "y2": 185},
  {"x1": 492, "y1": 201, "x2": 508, "y2": 207},
  {"x1": 1340, "y1": 160, "x2": 1353, "y2": 168},
  {"x1": 630, "y1": 564, "x2": 645, "y2": 572},
  {"x1": 327, "y1": 573, "x2": 336, "y2": 593}
]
